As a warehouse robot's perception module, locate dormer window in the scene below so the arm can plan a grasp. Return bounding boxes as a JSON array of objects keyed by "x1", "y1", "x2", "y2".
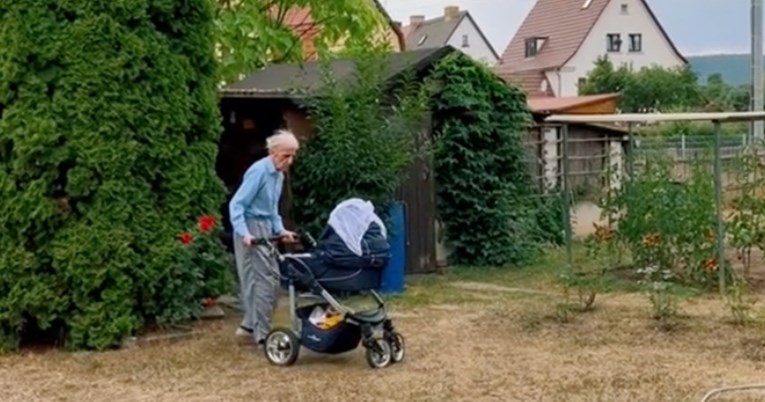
[{"x1": 525, "y1": 37, "x2": 547, "y2": 58}]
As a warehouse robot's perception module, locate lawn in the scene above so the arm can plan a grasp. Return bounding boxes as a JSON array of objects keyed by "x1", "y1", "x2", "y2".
[{"x1": 3, "y1": 250, "x2": 765, "y2": 402}]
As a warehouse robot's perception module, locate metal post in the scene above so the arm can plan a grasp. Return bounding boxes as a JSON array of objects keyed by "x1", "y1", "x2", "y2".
[
  {"x1": 713, "y1": 121, "x2": 727, "y2": 296},
  {"x1": 289, "y1": 283, "x2": 298, "y2": 331},
  {"x1": 626, "y1": 122, "x2": 635, "y2": 180},
  {"x1": 561, "y1": 124, "x2": 573, "y2": 268},
  {"x1": 681, "y1": 134, "x2": 687, "y2": 159},
  {"x1": 752, "y1": 0, "x2": 764, "y2": 140}
]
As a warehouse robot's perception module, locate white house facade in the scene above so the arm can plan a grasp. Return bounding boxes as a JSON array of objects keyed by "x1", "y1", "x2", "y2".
[
  {"x1": 495, "y1": 0, "x2": 686, "y2": 98},
  {"x1": 548, "y1": 0, "x2": 686, "y2": 96}
]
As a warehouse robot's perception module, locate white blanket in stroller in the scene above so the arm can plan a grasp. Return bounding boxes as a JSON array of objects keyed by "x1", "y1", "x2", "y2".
[{"x1": 327, "y1": 198, "x2": 387, "y2": 256}]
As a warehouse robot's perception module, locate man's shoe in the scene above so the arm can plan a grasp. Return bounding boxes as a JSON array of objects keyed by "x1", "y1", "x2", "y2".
[{"x1": 235, "y1": 326, "x2": 254, "y2": 343}]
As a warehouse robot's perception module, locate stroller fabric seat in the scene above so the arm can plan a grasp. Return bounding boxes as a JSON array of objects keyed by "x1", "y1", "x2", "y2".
[
  {"x1": 282, "y1": 198, "x2": 392, "y2": 293},
  {"x1": 315, "y1": 222, "x2": 391, "y2": 270}
]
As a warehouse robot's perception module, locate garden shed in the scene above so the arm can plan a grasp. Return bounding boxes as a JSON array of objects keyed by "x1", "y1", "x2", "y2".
[
  {"x1": 216, "y1": 47, "x2": 460, "y2": 274},
  {"x1": 525, "y1": 94, "x2": 629, "y2": 193}
]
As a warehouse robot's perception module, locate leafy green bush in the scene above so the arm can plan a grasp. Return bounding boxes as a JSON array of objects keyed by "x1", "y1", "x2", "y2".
[
  {"x1": 532, "y1": 193, "x2": 566, "y2": 246},
  {"x1": 290, "y1": 53, "x2": 429, "y2": 234},
  {"x1": 0, "y1": 0, "x2": 227, "y2": 350},
  {"x1": 429, "y1": 53, "x2": 540, "y2": 266},
  {"x1": 636, "y1": 120, "x2": 747, "y2": 138},
  {"x1": 602, "y1": 150, "x2": 724, "y2": 287},
  {"x1": 151, "y1": 216, "x2": 234, "y2": 326}
]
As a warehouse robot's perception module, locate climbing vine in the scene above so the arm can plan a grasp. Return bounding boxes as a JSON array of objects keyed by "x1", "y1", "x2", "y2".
[{"x1": 429, "y1": 53, "x2": 541, "y2": 267}]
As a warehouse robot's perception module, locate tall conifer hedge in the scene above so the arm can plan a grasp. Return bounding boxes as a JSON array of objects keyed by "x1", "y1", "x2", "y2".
[{"x1": 0, "y1": 1, "x2": 226, "y2": 350}]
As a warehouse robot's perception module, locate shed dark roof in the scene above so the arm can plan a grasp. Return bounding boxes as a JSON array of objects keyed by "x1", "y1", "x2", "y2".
[{"x1": 221, "y1": 46, "x2": 456, "y2": 98}]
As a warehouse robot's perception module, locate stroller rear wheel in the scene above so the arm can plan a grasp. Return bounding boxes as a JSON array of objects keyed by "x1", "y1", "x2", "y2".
[
  {"x1": 365, "y1": 338, "x2": 392, "y2": 369},
  {"x1": 264, "y1": 328, "x2": 300, "y2": 366}
]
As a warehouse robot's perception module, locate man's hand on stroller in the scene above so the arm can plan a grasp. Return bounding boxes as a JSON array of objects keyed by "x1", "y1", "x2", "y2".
[
  {"x1": 279, "y1": 230, "x2": 298, "y2": 243},
  {"x1": 242, "y1": 234, "x2": 255, "y2": 246},
  {"x1": 242, "y1": 233, "x2": 295, "y2": 247}
]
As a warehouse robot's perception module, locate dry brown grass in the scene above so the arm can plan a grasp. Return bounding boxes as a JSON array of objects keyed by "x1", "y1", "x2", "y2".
[{"x1": 4, "y1": 273, "x2": 765, "y2": 402}]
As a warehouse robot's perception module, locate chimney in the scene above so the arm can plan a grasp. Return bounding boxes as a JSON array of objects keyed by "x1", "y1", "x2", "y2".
[
  {"x1": 444, "y1": 6, "x2": 459, "y2": 21},
  {"x1": 409, "y1": 15, "x2": 425, "y2": 26}
]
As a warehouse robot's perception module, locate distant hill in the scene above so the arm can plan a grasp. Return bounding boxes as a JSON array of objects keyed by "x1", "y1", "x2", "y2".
[{"x1": 687, "y1": 54, "x2": 758, "y2": 87}]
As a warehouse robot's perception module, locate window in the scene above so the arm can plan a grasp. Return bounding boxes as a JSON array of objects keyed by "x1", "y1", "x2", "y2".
[
  {"x1": 606, "y1": 33, "x2": 622, "y2": 52},
  {"x1": 620, "y1": 3, "x2": 628, "y2": 13},
  {"x1": 525, "y1": 38, "x2": 538, "y2": 57},
  {"x1": 577, "y1": 77, "x2": 587, "y2": 94},
  {"x1": 461, "y1": 34, "x2": 469, "y2": 47},
  {"x1": 629, "y1": 33, "x2": 642, "y2": 52},
  {"x1": 525, "y1": 37, "x2": 546, "y2": 58}
]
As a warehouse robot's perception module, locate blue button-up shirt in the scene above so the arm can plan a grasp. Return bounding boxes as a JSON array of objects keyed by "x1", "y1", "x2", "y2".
[{"x1": 229, "y1": 156, "x2": 285, "y2": 238}]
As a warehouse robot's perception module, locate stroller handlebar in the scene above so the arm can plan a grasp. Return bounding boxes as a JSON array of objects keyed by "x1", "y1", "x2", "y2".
[
  {"x1": 253, "y1": 231, "x2": 318, "y2": 255},
  {"x1": 255, "y1": 236, "x2": 284, "y2": 245}
]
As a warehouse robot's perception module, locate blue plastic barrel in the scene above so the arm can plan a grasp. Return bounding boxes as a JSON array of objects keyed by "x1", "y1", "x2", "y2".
[{"x1": 380, "y1": 201, "x2": 407, "y2": 294}]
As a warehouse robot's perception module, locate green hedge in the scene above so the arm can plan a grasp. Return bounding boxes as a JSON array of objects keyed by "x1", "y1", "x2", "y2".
[
  {"x1": 429, "y1": 54, "x2": 542, "y2": 266},
  {"x1": 0, "y1": 1, "x2": 227, "y2": 350}
]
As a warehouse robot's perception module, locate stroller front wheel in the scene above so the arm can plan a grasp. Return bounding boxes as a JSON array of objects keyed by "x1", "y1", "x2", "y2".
[
  {"x1": 365, "y1": 338, "x2": 393, "y2": 369},
  {"x1": 264, "y1": 328, "x2": 300, "y2": 366},
  {"x1": 387, "y1": 332, "x2": 405, "y2": 363}
]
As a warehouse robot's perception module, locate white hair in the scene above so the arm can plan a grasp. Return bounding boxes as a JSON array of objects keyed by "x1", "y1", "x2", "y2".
[{"x1": 266, "y1": 129, "x2": 299, "y2": 151}]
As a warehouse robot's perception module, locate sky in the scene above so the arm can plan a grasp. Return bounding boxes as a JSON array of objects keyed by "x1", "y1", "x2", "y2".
[{"x1": 381, "y1": 0, "x2": 755, "y2": 56}]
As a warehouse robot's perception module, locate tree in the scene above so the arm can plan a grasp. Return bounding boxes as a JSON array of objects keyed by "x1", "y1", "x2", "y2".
[
  {"x1": 0, "y1": 0, "x2": 227, "y2": 350},
  {"x1": 580, "y1": 56, "x2": 703, "y2": 112},
  {"x1": 290, "y1": 51, "x2": 429, "y2": 235},
  {"x1": 578, "y1": 55, "x2": 631, "y2": 96},
  {"x1": 701, "y1": 73, "x2": 750, "y2": 112},
  {"x1": 214, "y1": 0, "x2": 393, "y2": 84}
]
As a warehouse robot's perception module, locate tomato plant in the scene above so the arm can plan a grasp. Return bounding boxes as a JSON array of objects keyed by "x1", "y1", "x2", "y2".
[{"x1": 603, "y1": 149, "x2": 724, "y2": 288}]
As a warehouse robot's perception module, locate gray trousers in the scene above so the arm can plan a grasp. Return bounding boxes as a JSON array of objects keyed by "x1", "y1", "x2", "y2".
[{"x1": 233, "y1": 219, "x2": 281, "y2": 343}]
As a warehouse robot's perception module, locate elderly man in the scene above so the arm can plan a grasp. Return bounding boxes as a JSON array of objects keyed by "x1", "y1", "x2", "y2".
[{"x1": 229, "y1": 129, "x2": 299, "y2": 347}]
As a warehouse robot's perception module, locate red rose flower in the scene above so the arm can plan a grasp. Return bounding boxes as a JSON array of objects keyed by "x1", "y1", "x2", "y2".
[
  {"x1": 180, "y1": 232, "x2": 194, "y2": 245},
  {"x1": 197, "y1": 215, "x2": 217, "y2": 234}
]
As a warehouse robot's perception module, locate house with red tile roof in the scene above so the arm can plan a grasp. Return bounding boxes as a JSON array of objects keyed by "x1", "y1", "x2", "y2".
[
  {"x1": 283, "y1": 0, "x2": 405, "y2": 61},
  {"x1": 401, "y1": 6, "x2": 499, "y2": 65},
  {"x1": 495, "y1": 0, "x2": 686, "y2": 98}
]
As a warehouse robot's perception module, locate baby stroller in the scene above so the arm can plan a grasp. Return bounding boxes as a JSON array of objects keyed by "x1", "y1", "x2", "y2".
[{"x1": 257, "y1": 199, "x2": 406, "y2": 369}]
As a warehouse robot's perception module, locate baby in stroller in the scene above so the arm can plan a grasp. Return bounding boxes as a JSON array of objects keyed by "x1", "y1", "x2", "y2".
[{"x1": 258, "y1": 198, "x2": 405, "y2": 369}]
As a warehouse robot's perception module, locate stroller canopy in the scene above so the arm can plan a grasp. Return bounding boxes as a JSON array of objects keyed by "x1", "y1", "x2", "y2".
[
  {"x1": 315, "y1": 198, "x2": 391, "y2": 270},
  {"x1": 327, "y1": 198, "x2": 387, "y2": 256}
]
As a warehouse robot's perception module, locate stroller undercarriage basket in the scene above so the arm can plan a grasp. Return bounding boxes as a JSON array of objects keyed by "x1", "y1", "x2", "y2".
[{"x1": 255, "y1": 200, "x2": 405, "y2": 369}]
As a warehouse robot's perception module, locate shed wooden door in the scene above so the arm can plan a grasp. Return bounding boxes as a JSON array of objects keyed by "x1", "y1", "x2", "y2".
[{"x1": 397, "y1": 123, "x2": 437, "y2": 274}]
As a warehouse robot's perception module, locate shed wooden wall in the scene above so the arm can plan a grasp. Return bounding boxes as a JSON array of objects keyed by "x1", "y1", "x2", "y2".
[
  {"x1": 566, "y1": 125, "x2": 611, "y2": 192},
  {"x1": 525, "y1": 121, "x2": 623, "y2": 195}
]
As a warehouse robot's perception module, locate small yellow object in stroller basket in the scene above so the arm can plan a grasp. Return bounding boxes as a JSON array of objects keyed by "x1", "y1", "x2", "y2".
[{"x1": 317, "y1": 310, "x2": 345, "y2": 330}]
